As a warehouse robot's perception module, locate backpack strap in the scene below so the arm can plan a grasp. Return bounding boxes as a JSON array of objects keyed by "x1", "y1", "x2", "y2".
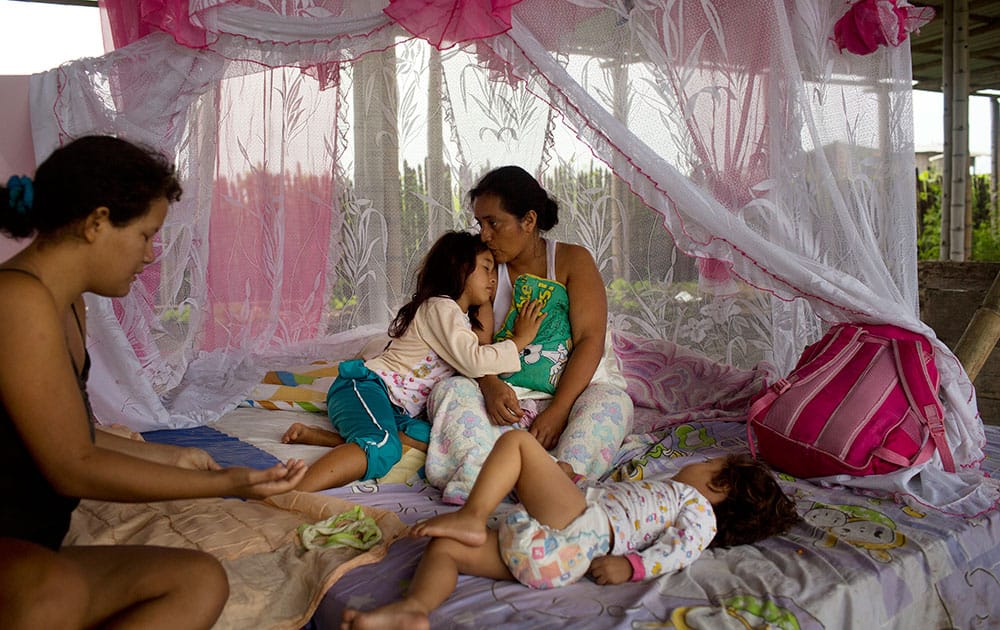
[
  {"x1": 887, "y1": 339, "x2": 956, "y2": 473},
  {"x1": 746, "y1": 378, "x2": 790, "y2": 459}
]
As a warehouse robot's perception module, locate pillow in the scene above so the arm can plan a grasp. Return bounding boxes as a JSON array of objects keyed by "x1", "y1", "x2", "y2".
[
  {"x1": 494, "y1": 274, "x2": 572, "y2": 394},
  {"x1": 241, "y1": 361, "x2": 340, "y2": 412}
]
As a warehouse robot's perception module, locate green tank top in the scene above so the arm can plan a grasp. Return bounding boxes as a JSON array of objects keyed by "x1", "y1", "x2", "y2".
[{"x1": 494, "y1": 273, "x2": 572, "y2": 394}]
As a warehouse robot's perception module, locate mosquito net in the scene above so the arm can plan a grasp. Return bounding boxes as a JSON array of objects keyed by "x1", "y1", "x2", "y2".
[{"x1": 27, "y1": 0, "x2": 994, "y2": 512}]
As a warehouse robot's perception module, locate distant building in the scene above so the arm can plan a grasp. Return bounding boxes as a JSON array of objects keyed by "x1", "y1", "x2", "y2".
[{"x1": 915, "y1": 147, "x2": 990, "y2": 175}]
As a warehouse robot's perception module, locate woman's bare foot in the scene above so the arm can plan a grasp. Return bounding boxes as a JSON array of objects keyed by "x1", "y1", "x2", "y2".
[
  {"x1": 409, "y1": 510, "x2": 488, "y2": 546},
  {"x1": 341, "y1": 601, "x2": 430, "y2": 630},
  {"x1": 281, "y1": 422, "x2": 344, "y2": 447}
]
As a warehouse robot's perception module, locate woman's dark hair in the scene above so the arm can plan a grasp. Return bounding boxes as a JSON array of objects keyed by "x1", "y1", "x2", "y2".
[
  {"x1": 0, "y1": 135, "x2": 181, "y2": 239},
  {"x1": 708, "y1": 454, "x2": 801, "y2": 548},
  {"x1": 388, "y1": 231, "x2": 490, "y2": 338},
  {"x1": 468, "y1": 165, "x2": 559, "y2": 231}
]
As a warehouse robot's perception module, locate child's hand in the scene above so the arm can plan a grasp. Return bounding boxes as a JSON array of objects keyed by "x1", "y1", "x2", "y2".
[
  {"x1": 588, "y1": 555, "x2": 634, "y2": 585},
  {"x1": 510, "y1": 299, "x2": 546, "y2": 351}
]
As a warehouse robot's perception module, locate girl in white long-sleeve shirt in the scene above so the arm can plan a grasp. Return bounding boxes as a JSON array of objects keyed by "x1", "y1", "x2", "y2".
[{"x1": 283, "y1": 231, "x2": 544, "y2": 491}]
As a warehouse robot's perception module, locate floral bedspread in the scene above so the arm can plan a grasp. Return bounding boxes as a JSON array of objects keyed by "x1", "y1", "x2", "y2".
[
  {"x1": 176, "y1": 330, "x2": 1000, "y2": 629},
  {"x1": 306, "y1": 420, "x2": 1000, "y2": 629}
]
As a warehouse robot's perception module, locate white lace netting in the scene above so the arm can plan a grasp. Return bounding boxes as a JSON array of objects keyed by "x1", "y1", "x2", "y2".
[{"x1": 25, "y1": 0, "x2": 996, "y2": 513}]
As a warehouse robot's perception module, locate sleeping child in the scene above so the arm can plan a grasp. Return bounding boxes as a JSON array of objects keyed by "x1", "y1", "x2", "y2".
[{"x1": 342, "y1": 430, "x2": 800, "y2": 629}]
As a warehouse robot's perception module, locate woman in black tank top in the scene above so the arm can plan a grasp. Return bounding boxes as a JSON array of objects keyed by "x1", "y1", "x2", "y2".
[{"x1": 0, "y1": 137, "x2": 308, "y2": 629}]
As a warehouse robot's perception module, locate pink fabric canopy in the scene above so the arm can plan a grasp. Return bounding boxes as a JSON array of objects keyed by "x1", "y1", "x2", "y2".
[{"x1": 385, "y1": 0, "x2": 520, "y2": 49}]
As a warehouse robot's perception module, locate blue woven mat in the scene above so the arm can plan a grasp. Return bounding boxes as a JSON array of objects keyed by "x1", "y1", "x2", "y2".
[{"x1": 142, "y1": 425, "x2": 280, "y2": 469}]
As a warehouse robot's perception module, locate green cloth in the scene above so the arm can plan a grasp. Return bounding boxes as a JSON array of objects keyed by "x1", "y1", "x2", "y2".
[
  {"x1": 494, "y1": 274, "x2": 572, "y2": 394},
  {"x1": 297, "y1": 506, "x2": 382, "y2": 551}
]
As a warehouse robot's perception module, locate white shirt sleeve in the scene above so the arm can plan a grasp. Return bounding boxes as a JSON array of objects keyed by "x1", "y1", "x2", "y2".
[
  {"x1": 625, "y1": 492, "x2": 717, "y2": 581},
  {"x1": 413, "y1": 298, "x2": 522, "y2": 377}
]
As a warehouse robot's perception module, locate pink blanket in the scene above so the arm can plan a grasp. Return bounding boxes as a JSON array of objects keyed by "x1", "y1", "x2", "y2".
[{"x1": 613, "y1": 331, "x2": 776, "y2": 430}]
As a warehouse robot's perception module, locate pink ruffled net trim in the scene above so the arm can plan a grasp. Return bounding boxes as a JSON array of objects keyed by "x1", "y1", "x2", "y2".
[{"x1": 383, "y1": 0, "x2": 523, "y2": 50}]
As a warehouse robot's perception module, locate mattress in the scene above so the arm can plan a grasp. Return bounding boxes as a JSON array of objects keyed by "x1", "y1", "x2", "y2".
[{"x1": 147, "y1": 408, "x2": 1000, "y2": 630}]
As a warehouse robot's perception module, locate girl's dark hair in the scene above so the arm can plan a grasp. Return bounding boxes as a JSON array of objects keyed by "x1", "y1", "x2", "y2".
[
  {"x1": 0, "y1": 135, "x2": 181, "y2": 239},
  {"x1": 468, "y1": 165, "x2": 559, "y2": 231},
  {"x1": 388, "y1": 231, "x2": 490, "y2": 338},
  {"x1": 708, "y1": 454, "x2": 801, "y2": 548}
]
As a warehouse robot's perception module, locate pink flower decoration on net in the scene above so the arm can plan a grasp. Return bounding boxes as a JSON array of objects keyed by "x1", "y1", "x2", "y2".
[{"x1": 833, "y1": 0, "x2": 935, "y2": 55}]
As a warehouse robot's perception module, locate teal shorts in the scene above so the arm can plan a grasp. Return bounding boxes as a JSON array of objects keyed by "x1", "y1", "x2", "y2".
[{"x1": 327, "y1": 359, "x2": 430, "y2": 480}]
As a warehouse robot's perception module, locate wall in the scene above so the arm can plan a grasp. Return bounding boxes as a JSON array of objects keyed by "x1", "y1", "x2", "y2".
[{"x1": 0, "y1": 74, "x2": 35, "y2": 259}]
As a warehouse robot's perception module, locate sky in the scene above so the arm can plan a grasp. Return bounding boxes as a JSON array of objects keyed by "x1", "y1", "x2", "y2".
[{"x1": 0, "y1": 0, "x2": 994, "y2": 172}]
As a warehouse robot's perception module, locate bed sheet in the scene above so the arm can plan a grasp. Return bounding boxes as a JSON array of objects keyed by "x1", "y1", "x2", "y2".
[
  {"x1": 139, "y1": 328, "x2": 1000, "y2": 629},
  {"x1": 193, "y1": 409, "x2": 1000, "y2": 630}
]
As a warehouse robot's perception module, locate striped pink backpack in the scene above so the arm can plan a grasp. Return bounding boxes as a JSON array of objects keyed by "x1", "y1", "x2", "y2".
[{"x1": 747, "y1": 323, "x2": 955, "y2": 478}]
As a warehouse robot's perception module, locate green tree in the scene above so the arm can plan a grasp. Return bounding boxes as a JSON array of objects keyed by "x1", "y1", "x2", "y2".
[{"x1": 916, "y1": 170, "x2": 998, "y2": 262}]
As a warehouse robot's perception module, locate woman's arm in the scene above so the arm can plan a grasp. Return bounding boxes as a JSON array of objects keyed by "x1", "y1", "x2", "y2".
[
  {"x1": 0, "y1": 283, "x2": 304, "y2": 502},
  {"x1": 529, "y1": 243, "x2": 607, "y2": 449},
  {"x1": 95, "y1": 429, "x2": 221, "y2": 471},
  {"x1": 72, "y1": 294, "x2": 222, "y2": 473}
]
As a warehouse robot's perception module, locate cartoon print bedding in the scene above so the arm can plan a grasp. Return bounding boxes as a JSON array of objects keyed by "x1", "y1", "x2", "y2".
[
  {"x1": 307, "y1": 420, "x2": 1000, "y2": 629},
  {"x1": 125, "y1": 417, "x2": 1000, "y2": 629}
]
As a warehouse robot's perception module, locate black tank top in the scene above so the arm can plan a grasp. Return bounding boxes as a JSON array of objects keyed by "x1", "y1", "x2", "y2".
[{"x1": 0, "y1": 268, "x2": 95, "y2": 549}]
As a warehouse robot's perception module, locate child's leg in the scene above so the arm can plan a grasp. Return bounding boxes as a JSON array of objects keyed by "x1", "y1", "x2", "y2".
[
  {"x1": 283, "y1": 422, "x2": 425, "y2": 453},
  {"x1": 302, "y1": 372, "x2": 404, "y2": 492},
  {"x1": 342, "y1": 530, "x2": 510, "y2": 630},
  {"x1": 295, "y1": 443, "x2": 369, "y2": 492},
  {"x1": 412, "y1": 430, "x2": 587, "y2": 544},
  {"x1": 486, "y1": 431, "x2": 588, "y2": 528}
]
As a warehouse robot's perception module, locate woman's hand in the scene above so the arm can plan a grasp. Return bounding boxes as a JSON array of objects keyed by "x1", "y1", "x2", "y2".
[
  {"x1": 528, "y1": 406, "x2": 568, "y2": 450},
  {"x1": 588, "y1": 555, "x2": 634, "y2": 585},
  {"x1": 479, "y1": 375, "x2": 523, "y2": 426},
  {"x1": 227, "y1": 459, "x2": 308, "y2": 499},
  {"x1": 173, "y1": 447, "x2": 221, "y2": 471}
]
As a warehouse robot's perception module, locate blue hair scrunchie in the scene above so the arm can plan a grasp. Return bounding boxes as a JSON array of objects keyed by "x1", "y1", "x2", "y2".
[{"x1": 6, "y1": 175, "x2": 34, "y2": 215}]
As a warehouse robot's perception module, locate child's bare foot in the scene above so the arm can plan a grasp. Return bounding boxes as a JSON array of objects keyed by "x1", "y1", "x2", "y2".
[
  {"x1": 341, "y1": 601, "x2": 430, "y2": 630},
  {"x1": 409, "y1": 509, "x2": 488, "y2": 546},
  {"x1": 281, "y1": 422, "x2": 344, "y2": 447}
]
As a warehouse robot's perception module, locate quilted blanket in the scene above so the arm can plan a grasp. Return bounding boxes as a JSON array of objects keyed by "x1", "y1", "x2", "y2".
[{"x1": 64, "y1": 491, "x2": 406, "y2": 630}]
